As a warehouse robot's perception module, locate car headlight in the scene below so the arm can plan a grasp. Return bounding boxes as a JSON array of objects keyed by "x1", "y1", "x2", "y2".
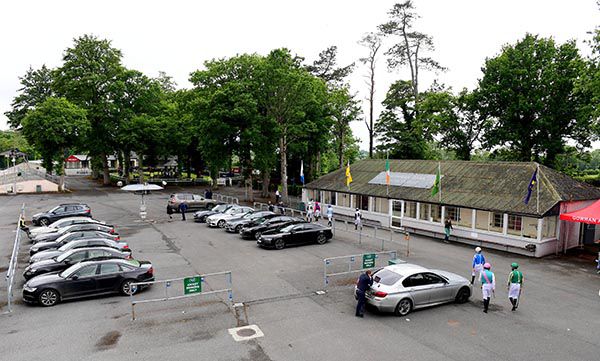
[
  {"x1": 31, "y1": 247, "x2": 39, "y2": 252},
  {"x1": 23, "y1": 285, "x2": 37, "y2": 292}
]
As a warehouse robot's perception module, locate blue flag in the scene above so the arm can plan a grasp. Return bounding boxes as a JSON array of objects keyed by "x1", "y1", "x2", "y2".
[
  {"x1": 300, "y1": 160, "x2": 304, "y2": 185},
  {"x1": 524, "y1": 168, "x2": 537, "y2": 205}
]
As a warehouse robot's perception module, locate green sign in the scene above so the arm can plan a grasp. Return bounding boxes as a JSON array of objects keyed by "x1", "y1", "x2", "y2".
[
  {"x1": 184, "y1": 276, "x2": 202, "y2": 295},
  {"x1": 362, "y1": 253, "x2": 376, "y2": 269}
]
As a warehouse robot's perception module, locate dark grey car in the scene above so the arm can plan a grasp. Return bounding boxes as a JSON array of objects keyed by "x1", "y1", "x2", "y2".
[{"x1": 31, "y1": 203, "x2": 92, "y2": 226}]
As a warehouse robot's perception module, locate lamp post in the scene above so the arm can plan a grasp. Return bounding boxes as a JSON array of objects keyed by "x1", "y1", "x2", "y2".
[{"x1": 9, "y1": 149, "x2": 17, "y2": 194}]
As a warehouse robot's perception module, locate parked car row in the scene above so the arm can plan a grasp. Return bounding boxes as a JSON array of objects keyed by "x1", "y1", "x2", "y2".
[
  {"x1": 22, "y1": 205, "x2": 154, "y2": 307},
  {"x1": 193, "y1": 203, "x2": 334, "y2": 250}
]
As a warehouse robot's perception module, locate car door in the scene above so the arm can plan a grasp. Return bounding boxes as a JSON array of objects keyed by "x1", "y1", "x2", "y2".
[
  {"x1": 96, "y1": 262, "x2": 124, "y2": 293},
  {"x1": 288, "y1": 224, "x2": 308, "y2": 245},
  {"x1": 423, "y1": 272, "x2": 454, "y2": 303},
  {"x1": 191, "y1": 195, "x2": 206, "y2": 210},
  {"x1": 62, "y1": 250, "x2": 89, "y2": 268},
  {"x1": 51, "y1": 206, "x2": 68, "y2": 222},
  {"x1": 62, "y1": 264, "x2": 98, "y2": 298},
  {"x1": 402, "y1": 273, "x2": 431, "y2": 307}
]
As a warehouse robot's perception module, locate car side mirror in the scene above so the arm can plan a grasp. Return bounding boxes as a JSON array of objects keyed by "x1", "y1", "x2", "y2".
[{"x1": 71, "y1": 275, "x2": 79, "y2": 280}]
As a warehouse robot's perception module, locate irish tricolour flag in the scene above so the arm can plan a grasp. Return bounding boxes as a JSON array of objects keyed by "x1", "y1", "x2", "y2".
[{"x1": 385, "y1": 158, "x2": 390, "y2": 186}]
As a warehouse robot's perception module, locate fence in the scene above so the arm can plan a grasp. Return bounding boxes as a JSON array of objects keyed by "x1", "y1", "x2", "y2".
[
  {"x1": 253, "y1": 201, "x2": 306, "y2": 218},
  {"x1": 4, "y1": 203, "x2": 25, "y2": 314},
  {"x1": 323, "y1": 251, "x2": 402, "y2": 288},
  {"x1": 214, "y1": 193, "x2": 239, "y2": 205},
  {"x1": 129, "y1": 270, "x2": 233, "y2": 321}
]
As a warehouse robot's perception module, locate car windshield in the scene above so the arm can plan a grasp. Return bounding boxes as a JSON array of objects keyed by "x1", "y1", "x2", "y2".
[
  {"x1": 58, "y1": 242, "x2": 76, "y2": 251},
  {"x1": 374, "y1": 269, "x2": 403, "y2": 286},
  {"x1": 124, "y1": 259, "x2": 140, "y2": 268},
  {"x1": 279, "y1": 224, "x2": 295, "y2": 233},
  {"x1": 59, "y1": 263, "x2": 82, "y2": 278},
  {"x1": 224, "y1": 208, "x2": 239, "y2": 215},
  {"x1": 56, "y1": 251, "x2": 75, "y2": 262},
  {"x1": 212, "y1": 204, "x2": 228, "y2": 212},
  {"x1": 49, "y1": 206, "x2": 60, "y2": 213}
]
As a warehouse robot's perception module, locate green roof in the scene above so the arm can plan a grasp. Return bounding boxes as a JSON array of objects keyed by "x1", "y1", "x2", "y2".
[{"x1": 305, "y1": 159, "x2": 600, "y2": 217}]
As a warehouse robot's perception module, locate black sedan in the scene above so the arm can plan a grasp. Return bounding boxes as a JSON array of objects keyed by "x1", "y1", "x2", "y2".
[
  {"x1": 31, "y1": 223, "x2": 116, "y2": 244},
  {"x1": 30, "y1": 231, "x2": 121, "y2": 256},
  {"x1": 225, "y1": 211, "x2": 277, "y2": 233},
  {"x1": 240, "y1": 216, "x2": 304, "y2": 240},
  {"x1": 193, "y1": 204, "x2": 235, "y2": 223},
  {"x1": 30, "y1": 238, "x2": 131, "y2": 264},
  {"x1": 24, "y1": 247, "x2": 132, "y2": 280},
  {"x1": 22, "y1": 259, "x2": 154, "y2": 307},
  {"x1": 257, "y1": 223, "x2": 333, "y2": 250}
]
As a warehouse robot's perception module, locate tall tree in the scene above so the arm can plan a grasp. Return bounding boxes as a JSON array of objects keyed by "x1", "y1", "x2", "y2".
[
  {"x1": 53, "y1": 34, "x2": 125, "y2": 185},
  {"x1": 261, "y1": 49, "x2": 327, "y2": 201},
  {"x1": 359, "y1": 32, "x2": 382, "y2": 158},
  {"x1": 329, "y1": 87, "x2": 362, "y2": 168},
  {"x1": 21, "y1": 97, "x2": 89, "y2": 190},
  {"x1": 306, "y1": 46, "x2": 354, "y2": 87},
  {"x1": 5, "y1": 65, "x2": 54, "y2": 129},
  {"x1": 378, "y1": 1, "x2": 445, "y2": 102},
  {"x1": 478, "y1": 34, "x2": 594, "y2": 165}
]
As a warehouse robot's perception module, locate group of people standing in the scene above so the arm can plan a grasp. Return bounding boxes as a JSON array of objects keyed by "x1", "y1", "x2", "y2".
[
  {"x1": 304, "y1": 199, "x2": 334, "y2": 227},
  {"x1": 471, "y1": 247, "x2": 524, "y2": 313}
]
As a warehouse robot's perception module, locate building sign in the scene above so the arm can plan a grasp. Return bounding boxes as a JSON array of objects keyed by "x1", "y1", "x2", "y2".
[
  {"x1": 183, "y1": 276, "x2": 202, "y2": 295},
  {"x1": 362, "y1": 253, "x2": 376, "y2": 269},
  {"x1": 66, "y1": 155, "x2": 80, "y2": 163}
]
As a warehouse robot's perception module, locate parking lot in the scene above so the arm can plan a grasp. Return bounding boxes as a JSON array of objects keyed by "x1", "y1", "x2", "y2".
[{"x1": 1, "y1": 183, "x2": 600, "y2": 361}]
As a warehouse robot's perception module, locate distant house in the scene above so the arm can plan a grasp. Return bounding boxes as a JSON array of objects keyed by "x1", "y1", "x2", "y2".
[
  {"x1": 65, "y1": 155, "x2": 91, "y2": 175},
  {"x1": 303, "y1": 159, "x2": 600, "y2": 257}
]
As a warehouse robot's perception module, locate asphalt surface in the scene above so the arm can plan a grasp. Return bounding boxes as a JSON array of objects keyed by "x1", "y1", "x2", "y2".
[{"x1": 1, "y1": 180, "x2": 599, "y2": 361}]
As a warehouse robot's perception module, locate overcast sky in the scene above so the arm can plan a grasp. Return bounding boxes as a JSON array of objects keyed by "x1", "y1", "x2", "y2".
[{"x1": 1, "y1": 0, "x2": 598, "y2": 150}]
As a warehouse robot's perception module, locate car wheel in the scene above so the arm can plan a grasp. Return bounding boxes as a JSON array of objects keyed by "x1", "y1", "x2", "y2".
[
  {"x1": 120, "y1": 279, "x2": 138, "y2": 296},
  {"x1": 39, "y1": 218, "x2": 50, "y2": 226},
  {"x1": 38, "y1": 289, "x2": 59, "y2": 307},
  {"x1": 316, "y1": 233, "x2": 327, "y2": 245},
  {"x1": 254, "y1": 231, "x2": 262, "y2": 240},
  {"x1": 455, "y1": 286, "x2": 471, "y2": 304},
  {"x1": 218, "y1": 220, "x2": 226, "y2": 228},
  {"x1": 206, "y1": 204, "x2": 214, "y2": 209},
  {"x1": 235, "y1": 225, "x2": 242, "y2": 233},
  {"x1": 395, "y1": 298, "x2": 413, "y2": 316},
  {"x1": 274, "y1": 238, "x2": 285, "y2": 250}
]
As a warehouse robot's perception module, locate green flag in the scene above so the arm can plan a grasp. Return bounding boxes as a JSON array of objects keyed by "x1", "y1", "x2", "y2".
[{"x1": 431, "y1": 164, "x2": 440, "y2": 197}]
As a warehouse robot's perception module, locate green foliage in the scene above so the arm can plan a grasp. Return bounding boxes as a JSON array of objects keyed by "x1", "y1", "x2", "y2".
[
  {"x1": 21, "y1": 97, "x2": 89, "y2": 174},
  {"x1": 478, "y1": 34, "x2": 594, "y2": 166},
  {"x1": 0, "y1": 130, "x2": 38, "y2": 159},
  {"x1": 4, "y1": 65, "x2": 54, "y2": 128}
]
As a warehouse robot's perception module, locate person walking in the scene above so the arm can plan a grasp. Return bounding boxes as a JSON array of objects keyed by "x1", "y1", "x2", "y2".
[
  {"x1": 326, "y1": 204, "x2": 334, "y2": 227},
  {"x1": 354, "y1": 208, "x2": 362, "y2": 230},
  {"x1": 278, "y1": 201, "x2": 285, "y2": 214},
  {"x1": 268, "y1": 201, "x2": 274, "y2": 212},
  {"x1": 480, "y1": 262, "x2": 495, "y2": 313},
  {"x1": 275, "y1": 189, "x2": 281, "y2": 204},
  {"x1": 306, "y1": 203, "x2": 314, "y2": 223},
  {"x1": 471, "y1": 247, "x2": 486, "y2": 284},
  {"x1": 314, "y1": 201, "x2": 321, "y2": 221},
  {"x1": 507, "y1": 262, "x2": 524, "y2": 311},
  {"x1": 178, "y1": 201, "x2": 188, "y2": 221},
  {"x1": 444, "y1": 217, "x2": 453, "y2": 243},
  {"x1": 355, "y1": 270, "x2": 373, "y2": 317}
]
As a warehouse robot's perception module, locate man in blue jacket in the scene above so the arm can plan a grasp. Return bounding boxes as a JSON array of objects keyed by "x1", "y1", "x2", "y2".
[
  {"x1": 355, "y1": 270, "x2": 373, "y2": 317},
  {"x1": 471, "y1": 247, "x2": 485, "y2": 284}
]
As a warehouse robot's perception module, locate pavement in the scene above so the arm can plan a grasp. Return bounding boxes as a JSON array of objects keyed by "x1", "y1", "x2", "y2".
[{"x1": 0, "y1": 179, "x2": 599, "y2": 361}]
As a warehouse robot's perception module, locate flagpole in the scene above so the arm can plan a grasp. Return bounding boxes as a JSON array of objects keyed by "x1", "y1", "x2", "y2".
[
  {"x1": 386, "y1": 151, "x2": 389, "y2": 197},
  {"x1": 536, "y1": 162, "x2": 540, "y2": 214},
  {"x1": 438, "y1": 162, "x2": 442, "y2": 203}
]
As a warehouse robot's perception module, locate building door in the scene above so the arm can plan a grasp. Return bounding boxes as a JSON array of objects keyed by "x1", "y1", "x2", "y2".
[{"x1": 581, "y1": 223, "x2": 596, "y2": 245}]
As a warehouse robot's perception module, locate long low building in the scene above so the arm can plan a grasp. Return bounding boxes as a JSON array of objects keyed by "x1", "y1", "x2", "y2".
[{"x1": 303, "y1": 159, "x2": 600, "y2": 257}]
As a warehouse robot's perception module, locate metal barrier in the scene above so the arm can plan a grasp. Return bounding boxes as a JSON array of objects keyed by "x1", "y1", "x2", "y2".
[
  {"x1": 253, "y1": 201, "x2": 306, "y2": 218},
  {"x1": 129, "y1": 270, "x2": 233, "y2": 320},
  {"x1": 214, "y1": 193, "x2": 239, "y2": 205},
  {"x1": 323, "y1": 251, "x2": 402, "y2": 288},
  {"x1": 330, "y1": 220, "x2": 411, "y2": 255},
  {"x1": 4, "y1": 203, "x2": 25, "y2": 314}
]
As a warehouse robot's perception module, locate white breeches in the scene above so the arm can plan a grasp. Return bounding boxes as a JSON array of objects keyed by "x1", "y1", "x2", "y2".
[
  {"x1": 482, "y1": 284, "x2": 494, "y2": 299},
  {"x1": 508, "y1": 283, "x2": 521, "y2": 299}
]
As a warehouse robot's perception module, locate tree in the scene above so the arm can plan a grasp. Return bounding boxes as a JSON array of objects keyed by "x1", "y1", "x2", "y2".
[
  {"x1": 53, "y1": 34, "x2": 125, "y2": 185},
  {"x1": 358, "y1": 32, "x2": 382, "y2": 158},
  {"x1": 5, "y1": 65, "x2": 54, "y2": 129},
  {"x1": 378, "y1": 1, "x2": 445, "y2": 102},
  {"x1": 306, "y1": 46, "x2": 354, "y2": 87},
  {"x1": 478, "y1": 34, "x2": 594, "y2": 165},
  {"x1": 435, "y1": 89, "x2": 488, "y2": 160},
  {"x1": 260, "y1": 49, "x2": 327, "y2": 201},
  {"x1": 329, "y1": 87, "x2": 362, "y2": 168},
  {"x1": 21, "y1": 97, "x2": 89, "y2": 190}
]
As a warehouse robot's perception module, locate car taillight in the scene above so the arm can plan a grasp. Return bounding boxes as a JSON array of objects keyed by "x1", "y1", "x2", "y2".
[
  {"x1": 126, "y1": 254, "x2": 132, "y2": 259},
  {"x1": 85, "y1": 209, "x2": 91, "y2": 213},
  {"x1": 147, "y1": 267, "x2": 153, "y2": 275},
  {"x1": 110, "y1": 228, "x2": 115, "y2": 234},
  {"x1": 116, "y1": 236, "x2": 120, "y2": 241},
  {"x1": 373, "y1": 291, "x2": 388, "y2": 298},
  {"x1": 123, "y1": 244, "x2": 129, "y2": 249}
]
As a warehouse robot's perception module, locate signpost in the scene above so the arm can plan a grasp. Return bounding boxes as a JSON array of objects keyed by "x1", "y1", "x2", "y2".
[
  {"x1": 183, "y1": 276, "x2": 202, "y2": 295},
  {"x1": 362, "y1": 253, "x2": 376, "y2": 269}
]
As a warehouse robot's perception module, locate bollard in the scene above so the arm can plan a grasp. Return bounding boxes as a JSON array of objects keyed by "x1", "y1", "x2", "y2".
[
  {"x1": 345, "y1": 220, "x2": 348, "y2": 231},
  {"x1": 359, "y1": 226, "x2": 362, "y2": 245}
]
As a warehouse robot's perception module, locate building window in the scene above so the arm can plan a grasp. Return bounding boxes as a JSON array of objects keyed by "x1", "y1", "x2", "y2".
[
  {"x1": 446, "y1": 206, "x2": 460, "y2": 222},
  {"x1": 371, "y1": 197, "x2": 388, "y2": 214},
  {"x1": 457, "y1": 208, "x2": 472, "y2": 227},
  {"x1": 542, "y1": 216, "x2": 557, "y2": 238},
  {"x1": 404, "y1": 201, "x2": 417, "y2": 218},
  {"x1": 507, "y1": 215, "x2": 523, "y2": 236},
  {"x1": 323, "y1": 191, "x2": 336, "y2": 206},
  {"x1": 353, "y1": 195, "x2": 369, "y2": 211},
  {"x1": 489, "y1": 212, "x2": 503, "y2": 232},
  {"x1": 338, "y1": 193, "x2": 350, "y2": 208},
  {"x1": 475, "y1": 210, "x2": 490, "y2": 231},
  {"x1": 521, "y1": 216, "x2": 538, "y2": 238},
  {"x1": 392, "y1": 200, "x2": 402, "y2": 217},
  {"x1": 419, "y1": 203, "x2": 430, "y2": 221},
  {"x1": 431, "y1": 204, "x2": 442, "y2": 223}
]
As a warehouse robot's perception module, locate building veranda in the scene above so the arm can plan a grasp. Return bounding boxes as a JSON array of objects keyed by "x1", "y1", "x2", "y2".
[{"x1": 303, "y1": 159, "x2": 600, "y2": 258}]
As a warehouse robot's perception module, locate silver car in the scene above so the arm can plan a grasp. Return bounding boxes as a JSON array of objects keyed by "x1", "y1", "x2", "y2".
[
  {"x1": 206, "y1": 206, "x2": 254, "y2": 228},
  {"x1": 359, "y1": 263, "x2": 472, "y2": 316}
]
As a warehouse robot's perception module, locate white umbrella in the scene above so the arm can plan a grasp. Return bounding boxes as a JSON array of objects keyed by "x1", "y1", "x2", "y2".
[{"x1": 120, "y1": 183, "x2": 164, "y2": 192}]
